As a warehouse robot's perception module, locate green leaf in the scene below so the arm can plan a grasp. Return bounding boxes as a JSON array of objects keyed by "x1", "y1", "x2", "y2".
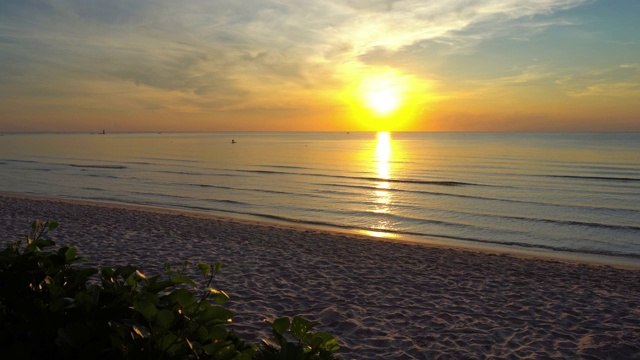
[
  {"x1": 155, "y1": 309, "x2": 175, "y2": 331},
  {"x1": 171, "y1": 275, "x2": 198, "y2": 288},
  {"x1": 197, "y1": 262, "x2": 210, "y2": 277},
  {"x1": 214, "y1": 343, "x2": 239, "y2": 360},
  {"x1": 79, "y1": 267, "x2": 99, "y2": 277},
  {"x1": 74, "y1": 291, "x2": 95, "y2": 312},
  {"x1": 101, "y1": 267, "x2": 115, "y2": 278},
  {"x1": 159, "y1": 333, "x2": 182, "y2": 356},
  {"x1": 324, "y1": 338, "x2": 341, "y2": 351},
  {"x1": 290, "y1": 316, "x2": 318, "y2": 342},
  {"x1": 271, "y1": 317, "x2": 290, "y2": 337},
  {"x1": 207, "y1": 288, "x2": 230, "y2": 305},
  {"x1": 32, "y1": 219, "x2": 41, "y2": 231},
  {"x1": 62, "y1": 246, "x2": 76, "y2": 262},
  {"x1": 133, "y1": 293, "x2": 159, "y2": 321},
  {"x1": 208, "y1": 325, "x2": 229, "y2": 341},
  {"x1": 158, "y1": 332, "x2": 177, "y2": 348},
  {"x1": 125, "y1": 275, "x2": 138, "y2": 289},
  {"x1": 236, "y1": 352, "x2": 256, "y2": 360},
  {"x1": 134, "y1": 301, "x2": 157, "y2": 321},
  {"x1": 30, "y1": 238, "x2": 55, "y2": 249},
  {"x1": 169, "y1": 288, "x2": 196, "y2": 307},
  {"x1": 51, "y1": 297, "x2": 76, "y2": 312},
  {"x1": 146, "y1": 280, "x2": 174, "y2": 293},
  {"x1": 202, "y1": 341, "x2": 235, "y2": 357},
  {"x1": 47, "y1": 283, "x2": 66, "y2": 298},
  {"x1": 308, "y1": 332, "x2": 340, "y2": 351},
  {"x1": 115, "y1": 265, "x2": 138, "y2": 279},
  {"x1": 198, "y1": 306, "x2": 234, "y2": 325},
  {"x1": 213, "y1": 262, "x2": 223, "y2": 274},
  {"x1": 308, "y1": 334, "x2": 323, "y2": 349},
  {"x1": 280, "y1": 342, "x2": 305, "y2": 359}
]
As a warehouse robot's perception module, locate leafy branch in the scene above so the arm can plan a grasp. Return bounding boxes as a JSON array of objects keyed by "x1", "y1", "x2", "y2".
[{"x1": 0, "y1": 220, "x2": 344, "y2": 360}]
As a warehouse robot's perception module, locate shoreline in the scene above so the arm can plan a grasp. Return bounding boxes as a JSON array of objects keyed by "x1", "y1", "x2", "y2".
[
  {"x1": 1, "y1": 192, "x2": 638, "y2": 270},
  {"x1": 2, "y1": 193, "x2": 640, "y2": 358}
]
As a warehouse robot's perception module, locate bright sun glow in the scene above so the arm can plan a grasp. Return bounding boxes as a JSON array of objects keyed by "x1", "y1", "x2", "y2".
[
  {"x1": 361, "y1": 74, "x2": 403, "y2": 116},
  {"x1": 343, "y1": 69, "x2": 432, "y2": 131},
  {"x1": 366, "y1": 88, "x2": 400, "y2": 115}
]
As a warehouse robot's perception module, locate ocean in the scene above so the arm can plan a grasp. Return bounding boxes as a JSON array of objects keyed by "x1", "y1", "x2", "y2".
[{"x1": 1, "y1": 132, "x2": 639, "y2": 264}]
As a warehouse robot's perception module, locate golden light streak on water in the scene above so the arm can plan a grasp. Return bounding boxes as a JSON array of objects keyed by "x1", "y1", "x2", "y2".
[
  {"x1": 372, "y1": 132, "x2": 394, "y2": 229},
  {"x1": 358, "y1": 229, "x2": 398, "y2": 239}
]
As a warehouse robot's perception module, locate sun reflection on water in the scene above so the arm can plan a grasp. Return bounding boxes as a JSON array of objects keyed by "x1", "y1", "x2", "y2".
[
  {"x1": 374, "y1": 132, "x2": 391, "y2": 214},
  {"x1": 369, "y1": 132, "x2": 396, "y2": 238},
  {"x1": 376, "y1": 131, "x2": 391, "y2": 180}
]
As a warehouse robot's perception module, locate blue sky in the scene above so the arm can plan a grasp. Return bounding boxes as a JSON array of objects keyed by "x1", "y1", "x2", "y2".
[{"x1": 1, "y1": 0, "x2": 639, "y2": 131}]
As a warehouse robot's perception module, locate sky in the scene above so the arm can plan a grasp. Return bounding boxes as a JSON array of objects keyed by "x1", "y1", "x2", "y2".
[{"x1": 1, "y1": 0, "x2": 639, "y2": 132}]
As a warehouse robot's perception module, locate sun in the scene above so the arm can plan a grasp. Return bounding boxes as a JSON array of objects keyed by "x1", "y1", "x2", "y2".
[
  {"x1": 344, "y1": 69, "x2": 430, "y2": 131},
  {"x1": 360, "y1": 74, "x2": 403, "y2": 116},
  {"x1": 365, "y1": 87, "x2": 400, "y2": 115}
]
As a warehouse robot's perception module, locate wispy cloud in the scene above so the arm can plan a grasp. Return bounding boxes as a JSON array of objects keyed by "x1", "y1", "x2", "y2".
[
  {"x1": 559, "y1": 64, "x2": 640, "y2": 98},
  {"x1": 620, "y1": 63, "x2": 640, "y2": 71},
  {"x1": 3, "y1": 0, "x2": 638, "y2": 131}
]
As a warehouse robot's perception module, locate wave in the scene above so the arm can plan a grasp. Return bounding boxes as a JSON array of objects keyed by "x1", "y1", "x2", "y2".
[
  {"x1": 500, "y1": 214, "x2": 640, "y2": 232},
  {"x1": 136, "y1": 156, "x2": 200, "y2": 164},
  {"x1": 237, "y1": 169, "x2": 478, "y2": 186},
  {"x1": 541, "y1": 174, "x2": 640, "y2": 182},
  {"x1": 172, "y1": 205, "x2": 640, "y2": 260},
  {"x1": 84, "y1": 174, "x2": 120, "y2": 179},
  {"x1": 68, "y1": 164, "x2": 127, "y2": 169},
  {"x1": 103, "y1": 191, "x2": 251, "y2": 207},
  {"x1": 158, "y1": 170, "x2": 206, "y2": 176},
  {"x1": 339, "y1": 202, "x2": 639, "y2": 232},
  {"x1": 2, "y1": 159, "x2": 40, "y2": 164},
  {"x1": 6, "y1": 158, "x2": 129, "y2": 171},
  {"x1": 4, "y1": 160, "x2": 127, "y2": 171},
  {"x1": 183, "y1": 182, "x2": 322, "y2": 198},
  {"x1": 264, "y1": 165, "x2": 313, "y2": 170},
  {"x1": 412, "y1": 232, "x2": 640, "y2": 260},
  {"x1": 123, "y1": 161, "x2": 156, "y2": 166},
  {"x1": 320, "y1": 182, "x2": 639, "y2": 213},
  {"x1": 158, "y1": 170, "x2": 241, "y2": 177}
]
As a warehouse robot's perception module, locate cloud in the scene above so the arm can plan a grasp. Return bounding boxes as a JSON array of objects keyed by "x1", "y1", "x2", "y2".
[
  {"x1": 620, "y1": 63, "x2": 640, "y2": 71},
  {"x1": 567, "y1": 82, "x2": 640, "y2": 98},
  {"x1": 0, "y1": 0, "x2": 606, "y2": 127},
  {"x1": 323, "y1": 0, "x2": 587, "y2": 56},
  {"x1": 556, "y1": 64, "x2": 640, "y2": 98},
  {"x1": 494, "y1": 66, "x2": 554, "y2": 85}
]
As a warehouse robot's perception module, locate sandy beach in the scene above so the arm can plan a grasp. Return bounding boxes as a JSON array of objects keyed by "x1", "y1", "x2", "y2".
[{"x1": 1, "y1": 194, "x2": 639, "y2": 359}]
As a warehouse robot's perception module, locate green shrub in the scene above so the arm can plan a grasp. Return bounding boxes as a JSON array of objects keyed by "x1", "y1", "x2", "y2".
[
  {"x1": 0, "y1": 220, "x2": 343, "y2": 360},
  {"x1": 260, "y1": 316, "x2": 341, "y2": 360}
]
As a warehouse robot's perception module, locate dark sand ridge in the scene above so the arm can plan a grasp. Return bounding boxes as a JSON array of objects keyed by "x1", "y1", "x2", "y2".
[{"x1": 1, "y1": 194, "x2": 639, "y2": 359}]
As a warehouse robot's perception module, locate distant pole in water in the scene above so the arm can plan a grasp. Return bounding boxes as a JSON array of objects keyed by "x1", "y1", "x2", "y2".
[{"x1": 102, "y1": 129, "x2": 106, "y2": 135}]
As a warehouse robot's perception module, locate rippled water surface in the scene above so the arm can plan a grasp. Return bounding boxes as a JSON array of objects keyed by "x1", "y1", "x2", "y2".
[{"x1": 1, "y1": 132, "x2": 639, "y2": 263}]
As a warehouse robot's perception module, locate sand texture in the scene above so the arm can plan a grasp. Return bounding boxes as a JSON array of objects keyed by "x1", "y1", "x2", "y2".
[{"x1": 1, "y1": 194, "x2": 640, "y2": 359}]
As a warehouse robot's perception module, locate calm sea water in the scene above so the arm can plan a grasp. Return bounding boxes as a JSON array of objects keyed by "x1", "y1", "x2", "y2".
[{"x1": 1, "y1": 132, "x2": 639, "y2": 264}]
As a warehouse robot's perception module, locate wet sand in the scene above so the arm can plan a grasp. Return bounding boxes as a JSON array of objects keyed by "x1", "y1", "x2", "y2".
[{"x1": 1, "y1": 194, "x2": 639, "y2": 359}]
